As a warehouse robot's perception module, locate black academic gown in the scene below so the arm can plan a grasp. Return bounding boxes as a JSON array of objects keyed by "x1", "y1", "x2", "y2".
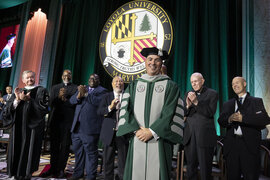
[
  {"x1": 183, "y1": 86, "x2": 218, "y2": 180},
  {"x1": 2, "y1": 86, "x2": 49, "y2": 179},
  {"x1": 48, "y1": 82, "x2": 77, "y2": 173}
]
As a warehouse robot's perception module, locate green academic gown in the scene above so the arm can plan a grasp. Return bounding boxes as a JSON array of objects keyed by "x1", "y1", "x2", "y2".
[{"x1": 117, "y1": 74, "x2": 184, "y2": 180}]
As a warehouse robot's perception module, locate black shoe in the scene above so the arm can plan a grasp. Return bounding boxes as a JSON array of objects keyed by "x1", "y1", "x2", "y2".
[
  {"x1": 115, "y1": 174, "x2": 122, "y2": 180},
  {"x1": 57, "y1": 170, "x2": 66, "y2": 178},
  {"x1": 15, "y1": 176, "x2": 31, "y2": 180}
]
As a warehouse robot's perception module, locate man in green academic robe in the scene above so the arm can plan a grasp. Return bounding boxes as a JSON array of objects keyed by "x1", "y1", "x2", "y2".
[{"x1": 117, "y1": 47, "x2": 184, "y2": 180}]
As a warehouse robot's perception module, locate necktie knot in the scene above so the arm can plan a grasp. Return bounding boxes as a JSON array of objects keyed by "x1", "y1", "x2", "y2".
[
  {"x1": 239, "y1": 97, "x2": 243, "y2": 104},
  {"x1": 88, "y1": 88, "x2": 93, "y2": 94}
]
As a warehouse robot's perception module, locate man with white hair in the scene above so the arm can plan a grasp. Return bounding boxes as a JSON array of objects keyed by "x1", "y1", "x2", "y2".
[
  {"x1": 98, "y1": 76, "x2": 128, "y2": 180},
  {"x1": 2, "y1": 70, "x2": 49, "y2": 180},
  {"x1": 183, "y1": 72, "x2": 218, "y2": 180}
]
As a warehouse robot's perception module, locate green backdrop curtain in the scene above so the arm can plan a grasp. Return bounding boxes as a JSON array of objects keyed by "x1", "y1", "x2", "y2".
[
  {"x1": 171, "y1": 0, "x2": 242, "y2": 135},
  {"x1": 53, "y1": 0, "x2": 107, "y2": 87},
  {"x1": 0, "y1": 0, "x2": 243, "y2": 135},
  {"x1": 53, "y1": 0, "x2": 129, "y2": 90},
  {"x1": 0, "y1": 0, "x2": 28, "y2": 9},
  {"x1": 53, "y1": 0, "x2": 243, "y2": 135}
]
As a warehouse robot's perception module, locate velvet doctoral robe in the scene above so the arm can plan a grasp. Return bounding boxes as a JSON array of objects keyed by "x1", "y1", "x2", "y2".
[{"x1": 3, "y1": 86, "x2": 49, "y2": 178}]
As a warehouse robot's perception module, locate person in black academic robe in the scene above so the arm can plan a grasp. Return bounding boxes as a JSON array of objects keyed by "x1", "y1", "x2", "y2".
[
  {"x1": 183, "y1": 73, "x2": 218, "y2": 180},
  {"x1": 42, "y1": 70, "x2": 77, "y2": 178},
  {"x1": 2, "y1": 70, "x2": 49, "y2": 180}
]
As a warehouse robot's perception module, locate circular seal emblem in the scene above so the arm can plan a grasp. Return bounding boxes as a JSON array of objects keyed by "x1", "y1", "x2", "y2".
[
  {"x1": 99, "y1": 0, "x2": 173, "y2": 83},
  {"x1": 155, "y1": 85, "x2": 164, "y2": 93},
  {"x1": 137, "y1": 84, "x2": 146, "y2": 92}
]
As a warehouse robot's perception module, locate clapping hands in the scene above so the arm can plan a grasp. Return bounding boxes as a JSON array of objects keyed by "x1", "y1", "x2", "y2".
[{"x1": 14, "y1": 87, "x2": 31, "y2": 101}]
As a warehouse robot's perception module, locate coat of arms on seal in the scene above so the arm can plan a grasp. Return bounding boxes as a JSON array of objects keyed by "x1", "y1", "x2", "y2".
[{"x1": 99, "y1": 0, "x2": 173, "y2": 83}]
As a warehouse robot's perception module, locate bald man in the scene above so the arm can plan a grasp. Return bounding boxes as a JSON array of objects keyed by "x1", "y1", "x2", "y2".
[
  {"x1": 183, "y1": 72, "x2": 218, "y2": 180},
  {"x1": 218, "y1": 77, "x2": 270, "y2": 180}
]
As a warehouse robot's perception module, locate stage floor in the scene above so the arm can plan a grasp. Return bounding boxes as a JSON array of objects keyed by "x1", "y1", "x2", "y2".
[
  {"x1": 0, "y1": 152, "x2": 104, "y2": 180},
  {"x1": 0, "y1": 152, "x2": 269, "y2": 180}
]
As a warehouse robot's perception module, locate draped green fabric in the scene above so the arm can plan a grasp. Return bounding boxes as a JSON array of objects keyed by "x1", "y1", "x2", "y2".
[
  {"x1": 41, "y1": 0, "x2": 242, "y2": 135},
  {"x1": 0, "y1": 0, "x2": 28, "y2": 9},
  {"x1": 53, "y1": 0, "x2": 106, "y2": 85},
  {"x1": 171, "y1": 0, "x2": 242, "y2": 135},
  {"x1": 53, "y1": 0, "x2": 130, "y2": 90}
]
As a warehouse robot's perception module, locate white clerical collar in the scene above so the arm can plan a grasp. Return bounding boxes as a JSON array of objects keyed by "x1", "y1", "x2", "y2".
[
  {"x1": 24, "y1": 85, "x2": 36, "y2": 90},
  {"x1": 63, "y1": 81, "x2": 71, "y2": 86}
]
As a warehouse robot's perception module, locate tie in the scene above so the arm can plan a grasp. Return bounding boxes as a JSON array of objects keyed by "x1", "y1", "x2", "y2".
[
  {"x1": 235, "y1": 97, "x2": 243, "y2": 131},
  {"x1": 115, "y1": 94, "x2": 122, "y2": 130},
  {"x1": 6, "y1": 94, "x2": 11, "y2": 101},
  {"x1": 116, "y1": 94, "x2": 121, "y2": 110},
  {"x1": 239, "y1": 97, "x2": 243, "y2": 105},
  {"x1": 235, "y1": 97, "x2": 243, "y2": 112}
]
